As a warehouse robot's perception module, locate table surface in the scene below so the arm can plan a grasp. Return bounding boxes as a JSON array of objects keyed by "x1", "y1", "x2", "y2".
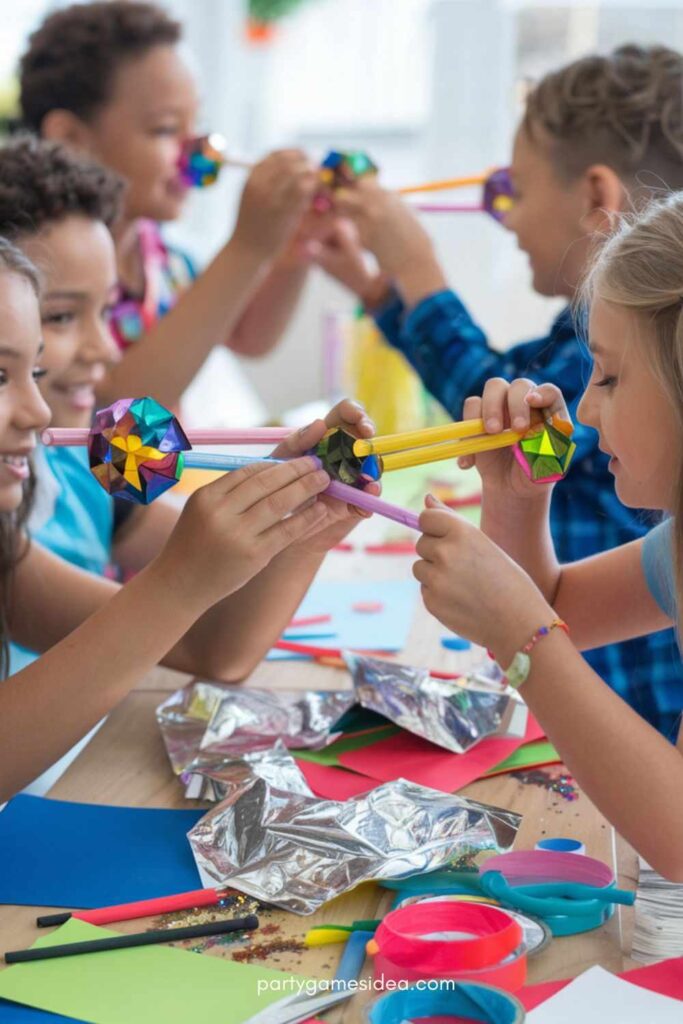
[{"x1": 0, "y1": 547, "x2": 639, "y2": 1023}]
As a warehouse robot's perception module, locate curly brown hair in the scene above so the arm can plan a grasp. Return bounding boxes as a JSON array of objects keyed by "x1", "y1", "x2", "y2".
[
  {"x1": 524, "y1": 44, "x2": 683, "y2": 191},
  {"x1": 19, "y1": 1, "x2": 181, "y2": 132},
  {"x1": 0, "y1": 238, "x2": 41, "y2": 678},
  {"x1": 0, "y1": 135, "x2": 124, "y2": 241}
]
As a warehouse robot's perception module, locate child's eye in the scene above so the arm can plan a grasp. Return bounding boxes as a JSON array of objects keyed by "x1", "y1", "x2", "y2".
[
  {"x1": 33, "y1": 368, "x2": 48, "y2": 381},
  {"x1": 0, "y1": 370, "x2": 7, "y2": 386},
  {"x1": 152, "y1": 125, "x2": 180, "y2": 137},
  {"x1": 43, "y1": 311, "x2": 75, "y2": 327},
  {"x1": 594, "y1": 375, "x2": 617, "y2": 388}
]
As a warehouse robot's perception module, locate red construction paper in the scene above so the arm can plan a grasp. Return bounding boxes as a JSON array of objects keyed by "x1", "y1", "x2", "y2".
[
  {"x1": 520, "y1": 956, "x2": 683, "y2": 1009},
  {"x1": 297, "y1": 760, "x2": 377, "y2": 800},
  {"x1": 338, "y1": 716, "x2": 545, "y2": 792}
]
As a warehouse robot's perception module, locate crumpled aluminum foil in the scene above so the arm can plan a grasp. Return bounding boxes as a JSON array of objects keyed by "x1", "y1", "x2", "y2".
[
  {"x1": 182, "y1": 740, "x2": 313, "y2": 802},
  {"x1": 157, "y1": 681, "x2": 354, "y2": 775},
  {"x1": 188, "y1": 775, "x2": 521, "y2": 914},
  {"x1": 345, "y1": 654, "x2": 517, "y2": 753}
]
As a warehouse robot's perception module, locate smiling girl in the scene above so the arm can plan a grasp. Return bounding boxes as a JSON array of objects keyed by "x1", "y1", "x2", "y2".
[
  {"x1": 413, "y1": 193, "x2": 683, "y2": 879},
  {"x1": 0, "y1": 228, "x2": 378, "y2": 801}
]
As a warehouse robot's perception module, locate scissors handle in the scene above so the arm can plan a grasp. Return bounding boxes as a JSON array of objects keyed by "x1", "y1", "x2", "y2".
[{"x1": 480, "y1": 871, "x2": 633, "y2": 918}]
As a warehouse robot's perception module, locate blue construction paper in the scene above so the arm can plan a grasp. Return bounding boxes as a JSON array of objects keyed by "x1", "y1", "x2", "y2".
[
  {"x1": 0, "y1": 1000, "x2": 83, "y2": 1023},
  {"x1": 268, "y1": 579, "x2": 418, "y2": 660},
  {"x1": 0, "y1": 795, "x2": 203, "y2": 908}
]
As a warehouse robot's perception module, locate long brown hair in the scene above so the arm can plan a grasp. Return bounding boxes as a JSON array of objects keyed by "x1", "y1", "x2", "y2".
[{"x1": 0, "y1": 238, "x2": 41, "y2": 677}]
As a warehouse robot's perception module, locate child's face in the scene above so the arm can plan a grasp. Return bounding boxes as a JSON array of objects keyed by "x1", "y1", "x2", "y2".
[
  {"x1": 85, "y1": 45, "x2": 199, "y2": 223},
  {"x1": 20, "y1": 216, "x2": 119, "y2": 429},
  {"x1": 505, "y1": 125, "x2": 593, "y2": 298},
  {"x1": 0, "y1": 272, "x2": 51, "y2": 512},
  {"x1": 577, "y1": 297, "x2": 679, "y2": 510}
]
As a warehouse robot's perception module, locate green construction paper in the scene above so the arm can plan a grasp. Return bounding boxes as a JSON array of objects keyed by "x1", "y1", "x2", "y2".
[
  {"x1": 484, "y1": 739, "x2": 560, "y2": 776},
  {"x1": 0, "y1": 919, "x2": 310, "y2": 1024},
  {"x1": 294, "y1": 724, "x2": 398, "y2": 766}
]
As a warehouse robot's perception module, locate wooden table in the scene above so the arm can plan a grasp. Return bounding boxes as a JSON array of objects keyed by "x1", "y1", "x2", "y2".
[{"x1": 0, "y1": 547, "x2": 638, "y2": 1022}]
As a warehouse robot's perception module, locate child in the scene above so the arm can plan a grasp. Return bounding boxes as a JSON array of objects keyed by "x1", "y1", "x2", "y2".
[
  {"x1": 19, "y1": 1, "x2": 322, "y2": 410},
  {"x1": 0, "y1": 235, "x2": 376, "y2": 800},
  {"x1": 413, "y1": 192, "x2": 683, "y2": 880},
  {"x1": 0, "y1": 136, "x2": 375, "y2": 680},
  {"x1": 320, "y1": 45, "x2": 683, "y2": 738}
]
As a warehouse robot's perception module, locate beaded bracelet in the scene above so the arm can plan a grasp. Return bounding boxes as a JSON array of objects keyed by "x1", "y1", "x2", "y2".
[{"x1": 502, "y1": 618, "x2": 569, "y2": 690}]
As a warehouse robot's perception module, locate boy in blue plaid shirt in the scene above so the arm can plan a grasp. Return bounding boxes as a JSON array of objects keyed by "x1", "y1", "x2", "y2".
[{"x1": 315, "y1": 45, "x2": 683, "y2": 738}]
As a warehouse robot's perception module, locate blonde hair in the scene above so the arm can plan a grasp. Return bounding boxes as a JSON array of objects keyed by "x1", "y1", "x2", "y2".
[
  {"x1": 524, "y1": 45, "x2": 683, "y2": 191},
  {"x1": 582, "y1": 193, "x2": 683, "y2": 634}
]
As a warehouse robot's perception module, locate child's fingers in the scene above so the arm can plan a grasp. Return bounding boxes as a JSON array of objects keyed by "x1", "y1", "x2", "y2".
[
  {"x1": 525, "y1": 383, "x2": 573, "y2": 427},
  {"x1": 271, "y1": 421, "x2": 327, "y2": 459},
  {"x1": 418, "y1": 505, "x2": 459, "y2": 539},
  {"x1": 415, "y1": 534, "x2": 439, "y2": 562},
  {"x1": 481, "y1": 377, "x2": 529, "y2": 432},
  {"x1": 228, "y1": 458, "x2": 328, "y2": 517},
  {"x1": 260, "y1": 500, "x2": 330, "y2": 556},
  {"x1": 324, "y1": 398, "x2": 375, "y2": 438},
  {"x1": 463, "y1": 395, "x2": 483, "y2": 421},
  {"x1": 506, "y1": 378, "x2": 541, "y2": 432}
]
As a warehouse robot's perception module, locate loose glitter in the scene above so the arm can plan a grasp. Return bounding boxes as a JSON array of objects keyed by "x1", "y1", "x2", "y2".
[{"x1": 513, "y1": 768, "x2": 579, "y2": 802}]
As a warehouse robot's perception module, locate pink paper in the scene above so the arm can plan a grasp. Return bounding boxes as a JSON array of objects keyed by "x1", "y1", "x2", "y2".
[
  {"x1": 520, "y1": 956, "x2": 683, "y2": 1010},
  {"x1": 338, "y1": 716, "x2": 545, "y2": 792},
  {"x1": 297, "y1": 760, "x2": 377, "y2": 800}
]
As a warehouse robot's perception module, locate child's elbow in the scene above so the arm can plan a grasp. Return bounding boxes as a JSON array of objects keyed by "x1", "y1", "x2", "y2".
[{"x1": 645, "y1": 852, "x2": 683, "y2": 883}]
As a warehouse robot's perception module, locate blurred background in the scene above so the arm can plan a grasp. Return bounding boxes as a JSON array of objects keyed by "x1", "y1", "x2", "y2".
[{"x1": 2, "y1": 0, "x2": 683, "y2": 426}]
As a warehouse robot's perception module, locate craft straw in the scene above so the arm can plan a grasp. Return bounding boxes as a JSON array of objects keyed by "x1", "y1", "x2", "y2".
[
  {"x1": 36, "y1": 887, "x2": 230, "y2": 928},
  {"x1": 397, "y1": 172, "x2": 488, "y2": 195},
  {"x1": 182, "y1": 452, "x2": 421, "y2": 531},
  {"x1": 354, "y1": 418, "x2": 488, "y2": 456},
  {"x1": 41, "y1": 426, "x2": 291, "y2": 447},
  {"x1": 6, "y1": 915, "x2": 259, "y2": 963},
  {"x1": 379, "y1": 430, "x2": 523, "y2": 472},
  {"x1": 412, "y1": 203, "x2": 484, "y2": 213}
]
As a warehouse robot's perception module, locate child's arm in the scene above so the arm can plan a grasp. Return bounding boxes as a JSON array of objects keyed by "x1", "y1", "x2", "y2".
[
  {"x1": 458, "y1": 379, "x2": 672, "y2": 647},
  {"x1": 1, "y1": 456, "x2": 331, "y2": 800},
  {"x1": 98, "y1": 151, "x2": 317, "y2": 409},
  {"x1": 111, "y1": 399, "x2": 375, "y2": 679},
  {"x1": 323, "y1": 181, "x2": 585, "y2": 422},
  {"x1": 414, "y1": 504, "x2": 683, "y2": 880}
]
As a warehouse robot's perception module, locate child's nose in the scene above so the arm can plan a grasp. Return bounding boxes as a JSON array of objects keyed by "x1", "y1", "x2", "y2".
[
  {"x1": 16, "y1": 380, "x2": 51, "y2": 433},
  {"x1": 576, "y1": 387, "x2": 594, "y2": 428}
]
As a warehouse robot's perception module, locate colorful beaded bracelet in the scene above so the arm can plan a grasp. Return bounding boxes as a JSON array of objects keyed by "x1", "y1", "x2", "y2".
[{"x1": 502, "y1": 618, "x2": 569, "y2": 690}]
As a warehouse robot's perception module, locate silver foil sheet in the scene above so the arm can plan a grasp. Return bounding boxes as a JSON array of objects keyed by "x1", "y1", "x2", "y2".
[
  {"x1": 346, "y1": 654, "x2": 516, "y2": 753},
  {"x1": 157, "y1": 682, "x2": 354, "y2": 775},
  {"x1": 188, "y1": 776, "x2": 521, "y2": 914},
  {"x1": 182, "y1": 740, "x2": 313, "y2": 802}
]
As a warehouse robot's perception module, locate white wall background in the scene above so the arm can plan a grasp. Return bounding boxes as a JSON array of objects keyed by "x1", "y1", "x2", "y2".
[{"x1": 5, "y1": 0, "x2": 683, "y2": 420}]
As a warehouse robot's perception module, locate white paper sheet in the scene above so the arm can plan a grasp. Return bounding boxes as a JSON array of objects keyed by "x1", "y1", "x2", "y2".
[{"x1": 527, "y1": 965, "x2": 683, "y2": 1023}]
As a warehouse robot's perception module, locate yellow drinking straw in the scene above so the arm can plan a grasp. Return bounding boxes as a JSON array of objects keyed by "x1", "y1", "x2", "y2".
[
  {"x1": 378, "y1": 430, "x2": 524, "y2": 473},
  {"x1": 354, "y1": 417, "x2": 488, "y2": 457}
]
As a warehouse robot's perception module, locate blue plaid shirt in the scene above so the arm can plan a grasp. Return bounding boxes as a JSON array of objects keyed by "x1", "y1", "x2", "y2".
[{"x1": 376, "y1": 288, "x2": 683, "y2": 739}]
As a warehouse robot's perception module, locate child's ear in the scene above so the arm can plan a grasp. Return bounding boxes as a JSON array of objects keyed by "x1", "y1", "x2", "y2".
[
  {"x1": 581, "y1": 164, "x2": 627, "y2": 232},
  {"x1": 41, "y1": 109, "x2": 94, "y2": 153}
]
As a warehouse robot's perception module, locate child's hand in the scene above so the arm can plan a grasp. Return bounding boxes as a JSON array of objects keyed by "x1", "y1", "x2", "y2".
[
  {"x1": 154, "y1": 457, "x2": 332, "y2": 611},
  {"x1": 296, "y1": 213, "x2": 392, "y2": 308},
  {"x1": 459, "y1": 380, "x2": 572, "y2": 499},
  {"x1": 332, "y1": 178, "x2": 437, "y2": 281},
  {"x1": 271, "y1": 398, "x2": 378, "y2": 554},
  {"x1": 414, "y1": 496, "x2": 553, "y2": 665},
  {"x1": 233, "y1": 149, "x2": 318, "y2": 259}
]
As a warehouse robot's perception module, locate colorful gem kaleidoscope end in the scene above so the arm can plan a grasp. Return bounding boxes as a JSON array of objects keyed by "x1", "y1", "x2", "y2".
[
  {"x1": 483, "y1": 167, "x2": 514, "y2": 223},
  {"x1": 88, "y1": 397, "x2": 191, "y2": 504},
  {"x1": 314, "y1": 150, "x2": 379, "y2": 211},
  {"x1": 514, "y1": 417, "x2": 576, "y2": 483},
  {"x1": 315, "y1": 429, "x2": 381, "y2": 487},
  {"x1": 178, "y1": 133, "x2": 227, "y2": 188}
]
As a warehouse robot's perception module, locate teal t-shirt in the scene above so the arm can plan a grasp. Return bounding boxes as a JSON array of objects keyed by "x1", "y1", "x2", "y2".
[
  {"x1": 642, "y1": 519, "x2": 676, "y2": 622},
  {"x1": 9, "y1": 446, "x2": 114, "y2": 674}
]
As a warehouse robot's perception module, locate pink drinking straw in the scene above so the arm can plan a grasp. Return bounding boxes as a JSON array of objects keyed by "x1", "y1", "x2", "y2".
[
  {"x1": 412, "y1": 203, "x2": 485, "y2": 213},
  {"x1": 41, "y1": 426, "x2": 292, "y2": 447}
]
